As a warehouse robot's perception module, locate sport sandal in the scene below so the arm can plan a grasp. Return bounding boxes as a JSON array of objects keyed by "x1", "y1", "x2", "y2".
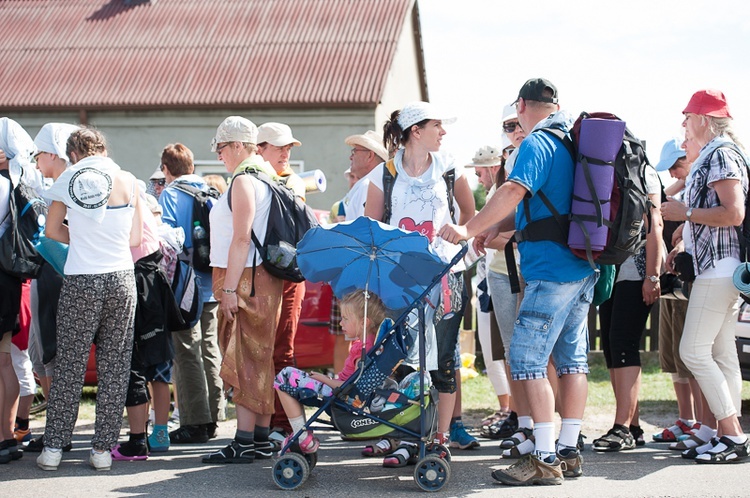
[
  {"x1": 593, "y1": 426, "x2": 635, "y2": 452},
  {"x1": 695, "y1": 437, "x2": 750, "y2": 464}
]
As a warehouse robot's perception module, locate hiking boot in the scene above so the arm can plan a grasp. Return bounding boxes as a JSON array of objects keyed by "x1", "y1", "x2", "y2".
[
  {"x1": 169, "y1": 425, "x2": 209, "y2": 444},
  {"x1": 25, "y1": 435, "x2": 72, "y2": 453},
  {"x1": 36, "y1": 448, "x2": 62, "y2": 471},
  {"x1": 148, "y1": 426, "x2": 170, "y2": 453},
  {"x1": 202, "y1": 440, "x2": 255, "y2": 464},
  {"x1": 254, "y1": 439, "x2": 279, "y2": 459},
  {"x1": 449, "y1": 421, "x2": 480, "y2": 450},
  {"x1": 491, "y1": 454, "x2": 563, "y2": 486},
  {"x1": 557, "y1": 447, "x2": 583, "y2": 478},
  {"x1": 89, "y1": 449, "x2": 112, "y2": 471},
  {"x1": 593, "y1": 425, "x2": 635, "y2": 452},
  {"x1": 695, "y1": 437, "x2": 750, "y2": 464}
]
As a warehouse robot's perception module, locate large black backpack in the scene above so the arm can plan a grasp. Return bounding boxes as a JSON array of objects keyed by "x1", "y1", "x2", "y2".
[
  {"x1": 229, "y1": 167, "x2": 318, "y2": 286},
  {"x1": 0, "y1": 172, "x2": 48, "y2": 279},
  {"x1": 171, "y1": 182, "x2": 220, "y2": 273}
]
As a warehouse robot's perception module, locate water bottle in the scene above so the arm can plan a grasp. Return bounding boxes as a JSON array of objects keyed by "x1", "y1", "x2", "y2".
[{"x1": 192, "y1": 221, "x2": 210, "y2": 266}]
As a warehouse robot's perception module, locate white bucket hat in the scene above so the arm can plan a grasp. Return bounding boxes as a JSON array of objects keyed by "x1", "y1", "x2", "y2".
[
  {"x1": 33, "y1": 123, "x2": 81, "y2": 163},
  {"x1": 257, "y1": 122, "x2": 302, "y2": 147},
  {"x1": 344, "y1": 130, "x2": 388, "y2": 161},
  {"x1": 211, "y1": 116, "x2": 258, "y2": 152},
  {"x1": 502, "y1": 103, "x2": 517, "y2": 123},
  {"x1": 466, "y1": 145, "x2": 504, "y2": 168},
  {"x1": 397, "y1": 101, "x2": 457, "y2": 130}
]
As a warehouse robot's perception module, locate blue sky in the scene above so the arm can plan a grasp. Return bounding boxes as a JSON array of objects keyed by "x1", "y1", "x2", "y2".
[{"x1": 418, "y1": 0, "x2": 750, "y2": 168}]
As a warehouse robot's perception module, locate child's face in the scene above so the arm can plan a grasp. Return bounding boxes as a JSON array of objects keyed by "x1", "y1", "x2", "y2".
[{"x1": 340, "y1": 306, "x2": 365, "y2": 340}]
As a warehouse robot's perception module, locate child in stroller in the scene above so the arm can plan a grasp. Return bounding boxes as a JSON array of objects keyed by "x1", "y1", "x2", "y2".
[{"x1": 273, "y1": 290, "x2": 387, "y2": 453}]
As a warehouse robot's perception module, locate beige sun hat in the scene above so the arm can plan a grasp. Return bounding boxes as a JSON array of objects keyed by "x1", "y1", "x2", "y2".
[
  {"x1": 257, "y1": 122, "x2": 302, "y2": 147},
  {"x1": 466, "y1": 145, "x2": 504, "y2": 168},
  {"x1": 211, "y1": 116, "x2": 258, "y2": 151},
  {"x1": 344, "y1": 130, "x2": 388, "y2": 161}
]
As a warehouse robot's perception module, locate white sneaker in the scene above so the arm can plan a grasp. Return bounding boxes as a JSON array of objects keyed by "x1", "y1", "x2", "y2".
[
  {"x1": 89, "y1": 449, "x2": 112, "y2": 471},
  {"x1": 37, "y1": 448, "x2": 62, "y2": 471}
]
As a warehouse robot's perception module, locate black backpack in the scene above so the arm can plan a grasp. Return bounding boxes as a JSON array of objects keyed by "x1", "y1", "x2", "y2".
[
  {"x1": 0, "y1": 172, "x2": 48, "y2": 279},
  {"x1": 381, "y1": 158, "x2": 456, "y2": 224},
  {"x1": 171, "y1": 182, "x2": 220, "y2": 273},
  {"x1": 229, "y1": 167, "x2": 318, "y2": 287}
]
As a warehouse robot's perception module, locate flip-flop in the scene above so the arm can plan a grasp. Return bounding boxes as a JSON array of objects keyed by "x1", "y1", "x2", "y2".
[
  {"x1": 382, "y1": 444, "x2": 418, "y2": 468},
  {"x1": 362, "y1": 437, "x2": 400, "y2": 457}
]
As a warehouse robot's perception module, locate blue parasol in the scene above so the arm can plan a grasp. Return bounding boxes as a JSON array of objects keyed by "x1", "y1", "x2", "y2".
[{"x1": 296, "y1": 217, "x2": 449, "y2": 311}]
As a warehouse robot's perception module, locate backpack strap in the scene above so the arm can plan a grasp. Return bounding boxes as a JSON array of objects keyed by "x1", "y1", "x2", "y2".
[
  {"x1": 382, "y1": 159, "x2": 397, "y2": 224},
  {"x1": 443, "y1": 168, "x2": 456, "y2": 224}
]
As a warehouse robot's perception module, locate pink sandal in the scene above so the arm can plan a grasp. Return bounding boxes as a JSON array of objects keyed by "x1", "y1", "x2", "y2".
[{"x1": 284, "y1": 430, "x2": 319, "y2": 454}]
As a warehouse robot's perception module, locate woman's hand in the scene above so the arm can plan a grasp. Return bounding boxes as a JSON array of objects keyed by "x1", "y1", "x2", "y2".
[
  {"x1": 642, "y1": 278, "x2": 660, "y2": 305},
  {"x1": 661, "y1": 198, "x2": 688, "y2": 221},
  {"x1": 665, "y1": 242, "x2": 685, "y2": 274},
  {"x1": 220, "y1": 292, "x2": 238, "y2": 322}
]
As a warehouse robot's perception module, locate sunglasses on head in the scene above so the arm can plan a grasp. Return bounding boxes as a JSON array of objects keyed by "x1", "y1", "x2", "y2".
[{"x1": 503, "y1": 121, "x2": 522, "y2": 133}]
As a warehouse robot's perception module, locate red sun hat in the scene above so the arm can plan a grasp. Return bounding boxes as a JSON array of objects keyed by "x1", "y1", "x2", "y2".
[{"x1": 683, "y1": 89, "x2": 732, "y2": 118}]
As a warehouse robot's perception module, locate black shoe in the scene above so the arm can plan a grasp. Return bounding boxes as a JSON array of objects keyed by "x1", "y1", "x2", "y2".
[
  {"x1": 578, "y1": 433, "x2": 587, "y2": 452},
  {"x1": 204, "y1": 422, "x2": 218, "y2": 439},
  {"x1": 24, "y1": 436, "x2": 72, "y2": 453},
  {"x1": 694, "y1": 437, "x2": 749, "y2": 464},
  {"x1": 170, "y1": 425, "x2": 209, "y2": 444},
  {"x1": 483, "y1": 411, "x2": 518, "y2": 440},
  {"x1": 254, "y1": 439, "x2": 280, "y2": 459},
  {"x1": 202, "y1": 440, "x2": 255, "y2": 464}
]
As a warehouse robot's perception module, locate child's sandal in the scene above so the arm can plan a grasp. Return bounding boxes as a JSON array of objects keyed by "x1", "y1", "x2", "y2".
[{"x1": 362, "y1": 437, "x2": 400, "y2": 457}]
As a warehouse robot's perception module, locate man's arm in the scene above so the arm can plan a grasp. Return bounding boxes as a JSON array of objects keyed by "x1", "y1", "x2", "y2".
[{"x1": 439, "y1": 180, "x2": 527, "y2": 243}]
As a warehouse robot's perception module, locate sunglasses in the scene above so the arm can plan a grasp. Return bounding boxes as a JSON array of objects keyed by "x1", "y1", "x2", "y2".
[
  {"x1": 151, "y1": 179, "x2": 166, "y2": 187},
  {"x1": 503, "y1": 121, "x2": 522, "y2": 134},
  {"x1": 215, "y1": 143, "x2": 232, "y2": 154}
]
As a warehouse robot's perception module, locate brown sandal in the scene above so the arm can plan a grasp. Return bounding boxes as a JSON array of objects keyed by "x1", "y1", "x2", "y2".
[{"x1": 361, "y1": 437, "x2": 400, "y2": 457}]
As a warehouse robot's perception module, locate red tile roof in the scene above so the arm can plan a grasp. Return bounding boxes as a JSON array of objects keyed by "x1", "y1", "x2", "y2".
[{"x1": 0, "y1": 0, "x2": 423, "y2": 111}]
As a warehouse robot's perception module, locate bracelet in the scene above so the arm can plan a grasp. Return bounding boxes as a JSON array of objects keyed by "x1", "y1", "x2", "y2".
[{"x1": 223, "y1": 288, "x2": 236, "y2": 294}]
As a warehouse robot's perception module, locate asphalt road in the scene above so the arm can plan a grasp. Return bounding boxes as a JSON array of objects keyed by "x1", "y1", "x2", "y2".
[{"x1": 4, "y1": 417, "x2": 750, "y2": 498}]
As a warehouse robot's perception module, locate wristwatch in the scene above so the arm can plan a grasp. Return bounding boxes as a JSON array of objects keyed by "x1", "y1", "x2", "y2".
[
  {"x1": 686, "y1": 207, "x2": 694, "y2": 221},
  {"x1": 647, "y1": 275, "x2": 659, "y2": 284}
]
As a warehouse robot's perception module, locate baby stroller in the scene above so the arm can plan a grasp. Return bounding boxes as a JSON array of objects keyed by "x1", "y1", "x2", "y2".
[{"x1": 271, "y1": 217, "x2": 467, "y2": 492}]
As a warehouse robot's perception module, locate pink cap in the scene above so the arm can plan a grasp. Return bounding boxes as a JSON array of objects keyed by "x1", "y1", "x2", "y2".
[{"x1": 683, "y1": 89, "x2": 732, "y2": 118}]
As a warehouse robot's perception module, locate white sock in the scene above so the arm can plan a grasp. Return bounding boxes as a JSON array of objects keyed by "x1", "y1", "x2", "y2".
[
  {"x1": 532, "y1": 422, "x2": 555, "y2": 458},
  {"x1": 679, "y1": 418, "x2": 695, "y2": 426},
  {"x1": 517, "y1": 416, "x2": 534, "y2": 430},
  {"x1": 695, "y1": 424, "x2": 717, "y2": 443},
  {"x1": 289, "y1": 415, "x2": 306, "y2": 435},
  {"x1": 558, "y1": 419, "x2": 582, "y2": 449},
  {"x1": 502, "y1": 438, "x2": 535, "y2": 457}
]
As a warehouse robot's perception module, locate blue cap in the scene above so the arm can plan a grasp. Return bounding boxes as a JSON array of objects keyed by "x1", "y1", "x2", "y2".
[{"x1": 655, "y1": 137, "x2": 687, "y2": 172}]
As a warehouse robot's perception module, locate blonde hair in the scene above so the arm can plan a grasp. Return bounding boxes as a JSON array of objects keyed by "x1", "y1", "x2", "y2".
[
  {"x1": 340, "y1": 291, "x2": 387, "y2": 337},
  {"x1": 203, "y1": 174, "x2": 228, "y2": 194},
  {"x1": 707, "y1": 116, "x2": 745, "y2": 152},
  {"x1": 66, "y1": 127, "x2": 107, "y2": 162}
]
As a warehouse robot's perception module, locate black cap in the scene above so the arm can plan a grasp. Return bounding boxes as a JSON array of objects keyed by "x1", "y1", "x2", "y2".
[{"x1": 514, "y1": 78, "x2": 558, "y2": 104}]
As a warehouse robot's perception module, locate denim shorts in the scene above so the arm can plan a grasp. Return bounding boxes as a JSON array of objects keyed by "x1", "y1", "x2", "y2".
[{"x1": 508, "y1": 274, "x2": 596, "y2": 380}]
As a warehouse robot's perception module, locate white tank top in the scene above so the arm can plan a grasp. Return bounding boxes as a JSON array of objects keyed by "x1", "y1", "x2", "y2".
[
  {"x1": 209, "y1": 174, "x2": 271, "y2": 268},
  {"x1": 64, "y1": 186, "x2": 136, "y2": 275}
]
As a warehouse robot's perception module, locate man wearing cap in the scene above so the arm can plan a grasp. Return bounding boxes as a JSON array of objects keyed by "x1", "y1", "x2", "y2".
[
  {"x1": 342, "y1": 130, "x2": 388, "y2": 220},
  {"x1": 440, "y1": 78, "x2": 596, "y2": 485},
  {"x1": 159, "y1": 142, "x2": 225, "y2": 446},
  {"x1": 256, "y1": 122, "x2": 307, "y2": 437}
]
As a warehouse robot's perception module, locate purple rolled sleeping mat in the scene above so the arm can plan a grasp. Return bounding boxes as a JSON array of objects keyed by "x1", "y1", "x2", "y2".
[{"x1": 568, "y1": 118, "x2": 626, "y2": 252}]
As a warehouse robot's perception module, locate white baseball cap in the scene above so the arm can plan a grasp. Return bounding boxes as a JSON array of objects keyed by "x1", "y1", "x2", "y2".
[
  {"x1": 397, "y1": 101, "x2": 457, "y2": 130},
  {"x1": 257, "y1": 122, "x2": 302, "y2": 147},
  {"x1": 211, "y1": 116, "x2": 258, "y2": 152}
]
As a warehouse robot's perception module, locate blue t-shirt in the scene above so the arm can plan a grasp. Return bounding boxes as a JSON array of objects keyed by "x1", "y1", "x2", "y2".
[
  {"x1": 508, "y1": 130, "x2": 594, "y2": 283},
  {"x1": 159, "y1": 176, "x2": 215, "y2": 303}
]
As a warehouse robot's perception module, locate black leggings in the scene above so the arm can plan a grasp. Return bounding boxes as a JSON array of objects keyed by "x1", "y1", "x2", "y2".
[{"x1": 599, "y1": 279, "x2": 653, "y2": 369}]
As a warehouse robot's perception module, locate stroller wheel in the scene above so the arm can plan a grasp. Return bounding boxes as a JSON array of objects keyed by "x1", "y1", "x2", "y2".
[
  {"x1": 304, "y1": 450, "x2": 318, "y2": 470},
  {"x1": 272, "y1": 453, "x2": 309, "y2": 490},
  {"x1": 426, "y1": 443, "x2": 452, "y2": 462},
  {"x1": 414, "y1": 455, "x2": 451, "y2": 492}
]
